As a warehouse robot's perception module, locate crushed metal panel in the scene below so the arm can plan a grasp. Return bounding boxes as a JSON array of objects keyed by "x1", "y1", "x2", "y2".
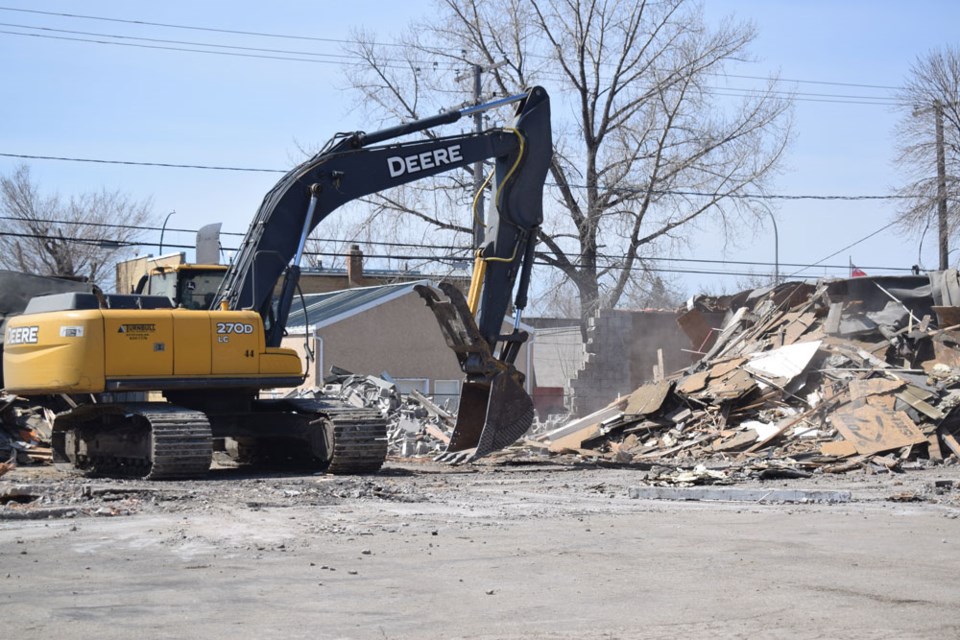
[
  {"x1": 623, "y1": 380, "x2": 672, "y2": 417},
  {"x1": 539, "y1": 404, "x2": 625, "y2": 442},
  {"x1": 933, "y1": 305, "x2": 960, "y2": 328},
  {"x1": 838, "y1": 315, "x2": 879, "y2": 336},
  {"x1": 830, "y1": 407, "x2": 927, "y2": 455},
  {"x1": 824, "y1": 302, "x2": 844, "y2": 335},
  {"x1": 931, "y1": 332, "x2": 960, "y2": 368},
  {"x1": 895, "y1": 386, "x2": 945, "y2": 421},
  {"x1": 676, "y1": 307, "x2": 718, "y2": 353}
]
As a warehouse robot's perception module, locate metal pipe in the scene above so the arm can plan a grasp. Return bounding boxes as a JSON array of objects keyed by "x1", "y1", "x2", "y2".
[
  {"x1": 293, "y1": 187, "x2": 320, "y2": 267},
  {"x1": 458, "y1": 92, "x2": 528, "y2": 117},
  {"x1": 767, "y1": 211, "x2": 779, "y2": 285},
  {"x1": 159, "y1": 210, "x2": 175, "y2": 255}
]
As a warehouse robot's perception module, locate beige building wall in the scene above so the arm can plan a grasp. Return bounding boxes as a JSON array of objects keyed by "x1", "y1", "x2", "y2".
[{"x1": 282, "y1": 291, "x2": 531, "y2": 396}]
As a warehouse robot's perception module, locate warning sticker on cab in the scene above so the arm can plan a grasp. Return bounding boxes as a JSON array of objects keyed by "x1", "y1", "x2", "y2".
[{"x1": 60, "y1": 326, "x2": 84, "y2": 338}]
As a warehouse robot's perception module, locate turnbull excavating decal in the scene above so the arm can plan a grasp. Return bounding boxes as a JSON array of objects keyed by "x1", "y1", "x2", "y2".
[{"x1": 117, "y1": 323, "x2": 156, "y2": 341}]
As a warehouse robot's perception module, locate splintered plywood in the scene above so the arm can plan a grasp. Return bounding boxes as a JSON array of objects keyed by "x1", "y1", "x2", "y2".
[
  {"x1": 676, "y1": 370, "x2": 709, "y2": 395},
  {"x1": 709, "y1": 357, "x2": 746, "y2": 379},
  {"x1": 820, "y1": 440, "x2": 859, "y2": 458},
  {"x1": 830, "y1": 407, "x2": 927, "y2": 456},
  {"x1": 548, "y1": 423, "x2": 603, "y2": 453},
  {"x1": 705, "y1": 368, "x2": 756, "y2": 401},
  {"x1": 624, "y1": 380, "x2": 672, "y2": 417},
  {"x1": 783, "y1": 311, "x2": 818, "y2": 346},
  {"x1": 848, "y1": 378, "x2": 905, "y2": 400}
]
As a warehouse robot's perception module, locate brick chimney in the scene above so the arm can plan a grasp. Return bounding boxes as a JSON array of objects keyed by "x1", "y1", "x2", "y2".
[{"x1": 347, "y1": 244, "x2": 365, "y2": 287}]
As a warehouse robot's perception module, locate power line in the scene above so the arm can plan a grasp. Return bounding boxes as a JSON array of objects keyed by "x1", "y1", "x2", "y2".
[
  {"x1": 0, "y1": 29, "x2": 363, "y2": 66},
  {"x1": 0, "y1": 152, "x2": 285, "y2": 172},
  {"x1": 0, "y1": 10, "x2": 911, "y2": 109},
  {"x1": 0, "y1": 220, "x2": 912, "y2": 274},
  {"x1": 715, "y1": 72, "x2": 901, "y2": 91},
  {"x1": 786, "y1": 220, "x2": 901, "y2": 278},
  {"x1": 0, "y1": 151, "x2": 920, "y2": 201},
  {"x1": 4, "y1": 26, "x2": 902, "y2": 106},
  {"x1": 0, "y1": 21, "x2": 358, "y2": 60},
  {"x1": 0, "y1": 6, "x2": 376, "y2": 46},
  {"x1": 0, "y1": 6, "x2": 907, "y2": 95}
]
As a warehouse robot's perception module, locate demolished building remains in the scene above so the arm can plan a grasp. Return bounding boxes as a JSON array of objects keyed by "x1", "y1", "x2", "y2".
[{"x1": 534, "y1": 272, "x2": 960, "y2": 480}]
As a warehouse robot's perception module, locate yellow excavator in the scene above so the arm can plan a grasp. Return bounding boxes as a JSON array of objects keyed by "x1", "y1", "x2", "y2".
[{"x1": 2, "y1": 86, "x2": 551, "y2": 478}]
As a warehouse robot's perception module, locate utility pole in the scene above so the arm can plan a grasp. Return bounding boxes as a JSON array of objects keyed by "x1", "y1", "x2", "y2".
[
  {"x1": 470, "y1": 64, "x2": 485, "y2": 247},
  {"x1": 935, "y1": 100, "x2": 949, "y2": 270},
  {"x1": 456, "y1": 60, "x2": 507, "y2": 247}
]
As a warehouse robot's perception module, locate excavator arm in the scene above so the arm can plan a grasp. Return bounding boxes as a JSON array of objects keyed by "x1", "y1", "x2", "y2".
[{"x1": 213, "y1": 86, "x2": 552, "y2": 461}]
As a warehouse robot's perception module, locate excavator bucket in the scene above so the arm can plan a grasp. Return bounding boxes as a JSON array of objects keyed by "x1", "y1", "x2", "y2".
[{"x1": 415, "y1": 283, "x2": 535, "y2": 463}]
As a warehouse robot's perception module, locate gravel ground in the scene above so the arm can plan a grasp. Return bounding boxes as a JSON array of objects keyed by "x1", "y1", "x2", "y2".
[{"x1": 2, "y1": 457, "x2": 960, "y2": 639}]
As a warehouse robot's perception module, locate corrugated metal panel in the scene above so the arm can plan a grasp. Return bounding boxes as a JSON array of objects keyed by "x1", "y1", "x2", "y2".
[{"x1": 285, "y1": 280, "x2": 432, "y2": 333}]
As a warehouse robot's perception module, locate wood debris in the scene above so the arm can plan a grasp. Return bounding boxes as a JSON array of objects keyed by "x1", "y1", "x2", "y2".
[{"x1": 538, "y1": 275, "x2": 960, "y2": 479}]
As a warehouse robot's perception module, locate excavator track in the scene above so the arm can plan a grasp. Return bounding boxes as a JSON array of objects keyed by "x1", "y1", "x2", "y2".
[
  {"x1": 138, "y1": 406, "x2": 214, "y2": 480},
  {"x1": 55, "y1": 403, "x2": 212, "y2": 480},
  {"x1": 323, "y1": 405, "x2": 389, "y2": 474},
  {"x1": 231, "y1": 398, "x2": 387, "y2": 474}
]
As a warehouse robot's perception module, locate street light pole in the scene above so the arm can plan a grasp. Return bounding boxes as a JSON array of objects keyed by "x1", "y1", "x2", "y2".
[
  {"x1": 159, "y1": 210, "x2": 175, "y2": 256},
  {"x1": 767, "y1": 210, "x2": 779, "y2": 285}
]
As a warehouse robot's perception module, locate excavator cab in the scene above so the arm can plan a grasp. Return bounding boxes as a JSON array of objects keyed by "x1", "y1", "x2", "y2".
[{"x1": 135, "y1": 264, "x2": 228, "y2": 310}]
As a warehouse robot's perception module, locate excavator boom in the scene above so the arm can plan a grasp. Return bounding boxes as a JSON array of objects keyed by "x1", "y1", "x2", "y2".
[{"x1": 215, "y1": 87, "x2": 552, "y2": 461}]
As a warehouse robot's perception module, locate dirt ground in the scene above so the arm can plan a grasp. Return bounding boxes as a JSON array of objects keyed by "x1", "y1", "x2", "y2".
[{"x1": 2, "y1": 457, "x2": 960, "y2": 640}]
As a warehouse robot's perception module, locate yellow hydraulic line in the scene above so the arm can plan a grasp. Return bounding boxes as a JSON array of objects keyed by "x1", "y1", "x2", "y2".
[
  {"x1": 466, "y1": 127, "x2": 528, "y2": 315},
  {"x1": 466, "y1": 250, "x2": 487, "y2": 315}
]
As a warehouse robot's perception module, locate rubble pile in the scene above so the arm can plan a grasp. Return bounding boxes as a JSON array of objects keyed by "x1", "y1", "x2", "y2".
[
  {"x1": 291, "y1": 368, "x2": 454, "y2": 457},
  {"x1": 0, "y1": 394, "x2": 55, "y2": 470},
  {"x1": 538, "y1": 275, "x2": 960, "y2": 479}
]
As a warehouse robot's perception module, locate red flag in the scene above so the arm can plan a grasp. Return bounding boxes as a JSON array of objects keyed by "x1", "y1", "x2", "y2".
[{"x1": 851, "y1": 265, "x2": 867, "y2": 277}]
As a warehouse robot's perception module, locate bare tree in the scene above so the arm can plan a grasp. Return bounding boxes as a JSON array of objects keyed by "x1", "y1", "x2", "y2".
[
  {"x1": 893, "y1": 46, "x2": 960, "y2": 267},
  {"x1": 345, "y1": 0, "x2": 792, "y2": 330},
  {"x1": 0, "y1": 164, "x2": 155, "y2": 285}
]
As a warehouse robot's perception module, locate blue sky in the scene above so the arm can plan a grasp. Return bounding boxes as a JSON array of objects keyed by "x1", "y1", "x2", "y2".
[{"x1": 2, "y1": 1, "x2": 960, "y2": 301}]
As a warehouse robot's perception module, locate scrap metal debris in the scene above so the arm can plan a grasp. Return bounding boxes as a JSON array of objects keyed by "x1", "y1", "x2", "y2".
[
  {"x1": 537, "y1": 273, "x2": 960, "y2": 480},
  {"x1": 0, "y1": 394, "x2": 56, "y2": 467},
  {"x1": 289, "y1": 367, "x2": 455, "y2": 457}
]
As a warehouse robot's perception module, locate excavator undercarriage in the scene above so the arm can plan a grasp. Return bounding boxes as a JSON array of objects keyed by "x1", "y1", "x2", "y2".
[{"x1": 52, "y1": 397, "x2": 387, "y2": 479}]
